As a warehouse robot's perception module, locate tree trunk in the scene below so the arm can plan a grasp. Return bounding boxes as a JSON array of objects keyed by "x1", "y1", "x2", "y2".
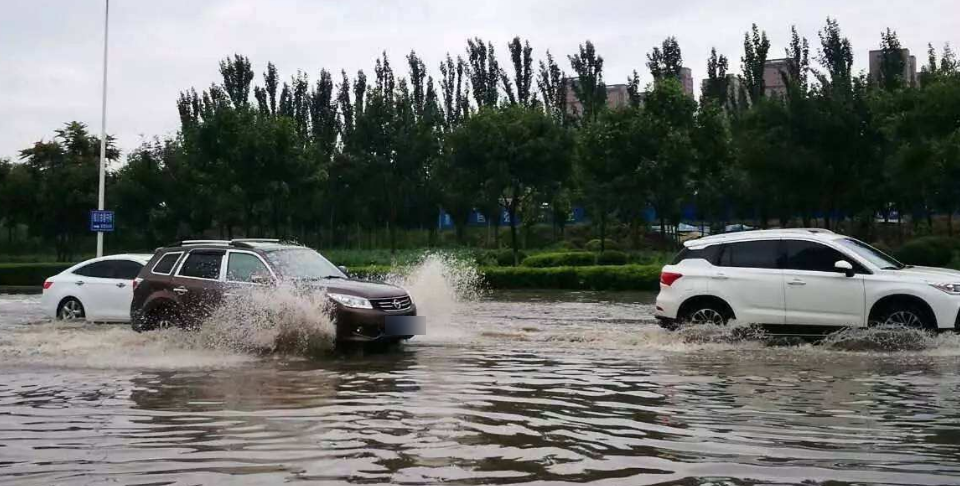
[
  {"x1": 599, "y1": 212, "x2": 606, "y2": 253},
  {"x1": 509, "y1": 203, "x2": 520, "y2": 266}
]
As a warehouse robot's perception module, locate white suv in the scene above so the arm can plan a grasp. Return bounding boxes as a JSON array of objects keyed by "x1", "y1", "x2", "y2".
[{"x1": 655, "y1": 229, "x2": 960, "y2": 333}]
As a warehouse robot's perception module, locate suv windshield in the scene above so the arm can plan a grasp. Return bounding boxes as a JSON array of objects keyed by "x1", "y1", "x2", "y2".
[
  {"x1": 835, "y1": 238, "x2": 905, "y2": 270},
  {"x1": 264, "y1": 248, "x2": 346, "y2": 280}
]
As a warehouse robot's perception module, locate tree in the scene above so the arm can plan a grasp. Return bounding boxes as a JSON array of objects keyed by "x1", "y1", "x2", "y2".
[
  {"x1": 647, "y1": 36, "x2": 683, "y2": 80},
  {"x1": 701, "y1": 47, "x2": 730, "y2": 107},
  {"x1": 18, "y1": 122, "x2": 118, "y2": 260},
  {"x1": 504, "y1": 37, "x2": 535, "y2": 106},
  {"x1": 638, "y1": 78, "x2": 697, "y2": 242},
  {"x1": 815, "y1": 17, "x2": 854, "y2": 93},
  {"x1": 878, "y1": 28, "x2": 906, "y2": 90},
  {"x1": 577, "y1": 108, "x2": 637, "y2": 252},
  {"x1": 466, "y1": 38, "x2": 502, "y2": 109},
  {"x1": 449, "y1": 106, "x2": 573, "y2": 264},
  {"x1": 568, "y1": 41, "x2": 606, "y2": 124},
  {"x1": 741, "y1": 23, "x2": 771, "y2": 103},
  {"x1": 537, "y1": 50, "x2": 567, "y2": 124}
]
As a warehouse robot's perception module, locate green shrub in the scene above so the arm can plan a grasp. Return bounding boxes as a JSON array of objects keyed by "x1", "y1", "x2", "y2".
[
  {"x1": 585, "y1": 238, "x2": 620, "y2": 252},
  {"x1": 0, "y1": 263, "x2": 75, "y2": 286},
  {"x1": 345, "y1": 265, "x2": 396, "y2": 281},
  {"x1": 522, "y1": 251, "x2": 595, "y2": 267},
  {"x1": 496, "y1": 249, "x2": 527, "y2": 267},
  {"x1": 482, "y1": 264, "x2": 660, "y2": 291},
  {"x1": 545, "y1": 240, "x2": 579, "y2": 251},
  {"x1": 893, "y1": 237, "x2": 957, "y2": 267},
  {"x1": 596, "y1": 250, "x2": 628, "y2": 265}
]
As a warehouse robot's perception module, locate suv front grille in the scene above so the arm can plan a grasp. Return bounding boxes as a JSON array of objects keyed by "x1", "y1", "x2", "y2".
[{"x1": 370, "y1": 295, "x2": 413, "y2": 312}]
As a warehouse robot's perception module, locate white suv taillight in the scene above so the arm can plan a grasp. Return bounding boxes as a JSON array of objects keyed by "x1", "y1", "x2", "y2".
[
  {"x1": 660, "y1": 272, "x2": 682, "y2": 286},
  {"x1": 133, "y1": 277, "x2": 143, "y2": 290},
  {"x1": 42, "y1": 280, "x2": 53, "y2": 290}
]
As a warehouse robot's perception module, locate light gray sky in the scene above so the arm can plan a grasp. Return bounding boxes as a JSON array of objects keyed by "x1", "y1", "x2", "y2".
[{"x1": 1, "y1": 0, "x2": 957, "y2": 160}]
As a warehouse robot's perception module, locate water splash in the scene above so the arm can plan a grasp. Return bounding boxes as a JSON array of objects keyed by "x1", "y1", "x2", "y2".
[
  {"x1": 385, "y1": 252, "x2": 483, "y2": 343},
  {"x1": 198, "y1": 283, "x2": 337, "y2": 357},
  {"x1": 821, "y1": 325, "x2": 939, "y2": 352}
]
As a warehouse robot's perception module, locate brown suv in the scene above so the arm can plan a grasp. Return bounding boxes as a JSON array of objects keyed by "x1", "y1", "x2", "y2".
[{"x1": 130, "y1": 239, "x2": 418, "y2": 342}]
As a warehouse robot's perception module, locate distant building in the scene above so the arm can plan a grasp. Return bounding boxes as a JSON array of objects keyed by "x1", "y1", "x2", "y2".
[
  {"x1": 700, "y1": 73, "x2": 743, "y2": 107},
  {"x1": 763, "y1": 58, "x2": 791, "y2": 97},
  {"x1": 564, "y1": 67, "x2": 694, "y2": 117},
  {"x1": 868, "y1": 48, "x2": 918, "y2": 86},
  {"x1": 563, "y1": 80, "x2": 632, "y2": 116},
  {"x1": 679, "y1": 67, "x2": 694, "y2": 97}
]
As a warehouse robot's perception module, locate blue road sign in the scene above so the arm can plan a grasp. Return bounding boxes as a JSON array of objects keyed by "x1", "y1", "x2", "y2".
[{"x1": 90, "y1": 210, "x2": 115, "y2": 232}]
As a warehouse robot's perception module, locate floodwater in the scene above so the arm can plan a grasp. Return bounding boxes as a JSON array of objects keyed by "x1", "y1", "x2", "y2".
[{"x1": 2, "y1": 259, "x2": 960, "y2": 485}]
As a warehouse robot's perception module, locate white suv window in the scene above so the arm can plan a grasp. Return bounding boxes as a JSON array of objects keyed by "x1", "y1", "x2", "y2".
[
  {"x1": 783, "y1": 239, "x2": 855, "y2": 273},
  {"x1": 716, "y1": 240, "x2": 780, "y2": 269}
]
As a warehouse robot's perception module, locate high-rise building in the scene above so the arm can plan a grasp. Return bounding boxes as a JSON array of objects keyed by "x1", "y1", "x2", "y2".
[
  {"x1": 679, "y1": 67, "x2": 694, "y2": 97},
  {"x1": 563, "y1": 80, "x2": 632, "y2": 116},
  {"x1": 763, "y1": 58, "x2": 791, "y2": 97},
  {"x1": 868, "y1": 49, "x2": 918, "y2": 86}
]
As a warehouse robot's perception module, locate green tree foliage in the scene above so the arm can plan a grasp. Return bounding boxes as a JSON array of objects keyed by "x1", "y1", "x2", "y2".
[
  {"x1": 702, "y1": 47, "x2": 730, "y2": 108},
  {"x1": 741, "y1": 23, "x2": 771, "y2": 103},
  {"x1": 17, "y1": 122, "x2": 118, "y2": 260},
  {"x1": 878, "y1": 28, "x2": 906, "y2": 90},
  {"x1": 448, "y1": 106, "x2": 573, "y2": 264},
  {"x1": 568, "y1": 41, "x2": 606, "y2": 124},
  {"x1": 647, "y1": 36, "x2": 684, "y2": 80}
]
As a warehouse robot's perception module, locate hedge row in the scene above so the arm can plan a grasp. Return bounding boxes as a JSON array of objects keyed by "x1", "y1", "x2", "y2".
[
  {"x1": 481, "y1": 264, "x2": 661, "y2": 291},
  {"x1": 0, "y1": 263, "x2": 74, "y2": 286},
  {"x1": 892, "y1": 237, "x2": 958, "y2": 267}
]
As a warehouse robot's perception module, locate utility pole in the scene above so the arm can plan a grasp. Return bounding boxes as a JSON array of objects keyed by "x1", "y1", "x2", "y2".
[{"x1": 96, "y1": 0, "x2": 109, "y2": 257}]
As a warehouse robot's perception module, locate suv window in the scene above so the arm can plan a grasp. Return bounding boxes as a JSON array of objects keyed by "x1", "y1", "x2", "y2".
[
  {"x1": 177, "y1": 251, "x2": 224, "y2": 280},
  {"x1": 112, "y1": 260, "x2": 144, "y2": 280},
  {"x1": 784, "y1": 239, "x2": 857, "y2": 273},
  {"x1": 73, "y1": 261, "x2": 114, "y2": 278},
  {"x1": 717, "y1": 240, "x2": 780, "y2": 269},
  {"x1": 226, "y1": 252, "x2": 271, "y2": 283},
  {"x1": 672, "y1": 245, "x2": 721, "y2": 265},
  {"x1": 152, "y1": 252, "x2": 182, "y2": 275}
]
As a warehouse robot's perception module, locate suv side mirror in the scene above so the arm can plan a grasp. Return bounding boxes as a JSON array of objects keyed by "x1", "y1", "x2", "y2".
[
  {"x1": 337, "y1": 265, "x2": 350, "y2": 277},
  {"x1": 834, "y1": 260, "x2": 855, "y2": 277}
]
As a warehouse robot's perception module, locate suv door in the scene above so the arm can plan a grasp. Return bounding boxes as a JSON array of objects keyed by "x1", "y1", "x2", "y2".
[
  {"x1": 711, "y1": 240, "x2": 785, "y2": 325},
  {"x1": 171, "y1": 250, "x2": 226, "y2": 324},
  {"x1": 781, "y1": 239, "x2": 866, "y2": 327}
]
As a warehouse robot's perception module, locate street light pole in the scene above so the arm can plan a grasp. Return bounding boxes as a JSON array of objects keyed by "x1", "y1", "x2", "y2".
[{"x1": 96, "y1": 0, "x2": 109, "y2": 257}]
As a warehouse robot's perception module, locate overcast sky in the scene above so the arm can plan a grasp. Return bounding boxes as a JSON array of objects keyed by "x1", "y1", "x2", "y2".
[{"x1": 1, "y1": 0, "x2": 958, "y2": 161}]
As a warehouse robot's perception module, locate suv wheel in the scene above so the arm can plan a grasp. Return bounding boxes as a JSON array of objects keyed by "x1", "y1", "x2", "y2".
[
  {"x1": 680, "y1": 304, "x2": 731, "y2": 326},
  {"x1": 873, "y1": 303, "x2": 930, "y2": 329},
  {"x1": 136, "y1": 305, "x2": 182, "y2": 332}
]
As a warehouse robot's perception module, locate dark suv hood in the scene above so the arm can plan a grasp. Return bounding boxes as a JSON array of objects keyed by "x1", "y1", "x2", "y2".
[{"x1": 303, "y1": 279, "x2": 408, "y2": 299}]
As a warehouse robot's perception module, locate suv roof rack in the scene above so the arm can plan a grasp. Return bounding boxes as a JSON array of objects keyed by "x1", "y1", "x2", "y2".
[
  {"x1": 178, "y1": 239, "x2": 230, "y2": 246},
  {"x1": 229, "y1": 238, "x2": 281, "y2": 249},
  {"x1": 164, "y1": 238, "x2": 287, "y2": 249}
]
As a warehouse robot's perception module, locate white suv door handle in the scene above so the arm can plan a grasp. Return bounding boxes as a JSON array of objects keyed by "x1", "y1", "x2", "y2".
[
  {"x1": 74, "y1": 281, "x2": 85, "y2": 286},
  {"x1": 788, "y1": 279, "x2": 806, "y2": 286},
  {"x1": 711, "y1": 273, "x2": 728, "y2": 280},
  {"x1": 173, "y1": 286, "x2": 188, "y2": 295},
  {"x1": 116, "y1": 282, "x2": 126, "y2": 288}
]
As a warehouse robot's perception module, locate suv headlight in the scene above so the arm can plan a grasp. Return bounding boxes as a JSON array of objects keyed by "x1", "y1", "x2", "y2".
[
  {"x1": 929, "y1": 282, "x2": 960, "y2": 295},
  {"x1": 328, "y1": 292, "x2": 373, "y2": 309}
]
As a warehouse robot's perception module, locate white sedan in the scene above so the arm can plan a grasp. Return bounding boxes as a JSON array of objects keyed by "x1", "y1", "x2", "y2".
[{"x1": 40, "y1": 254, "x2": 153, "y2": 322}]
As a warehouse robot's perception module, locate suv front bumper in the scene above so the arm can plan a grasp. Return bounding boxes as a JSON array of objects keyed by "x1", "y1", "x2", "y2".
[{"x1": 334, "y1": 305, "x2": 418, "y2": 342}]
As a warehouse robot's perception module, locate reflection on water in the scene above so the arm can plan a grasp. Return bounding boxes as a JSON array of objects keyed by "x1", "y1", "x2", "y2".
[{"x1": 2, "y1": 291, "x2": 960, "y2": 484}]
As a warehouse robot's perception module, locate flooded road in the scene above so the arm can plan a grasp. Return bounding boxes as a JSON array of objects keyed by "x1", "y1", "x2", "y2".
[{"x1": 2, "y1": 285, "x2": 960, "y2": 484}]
